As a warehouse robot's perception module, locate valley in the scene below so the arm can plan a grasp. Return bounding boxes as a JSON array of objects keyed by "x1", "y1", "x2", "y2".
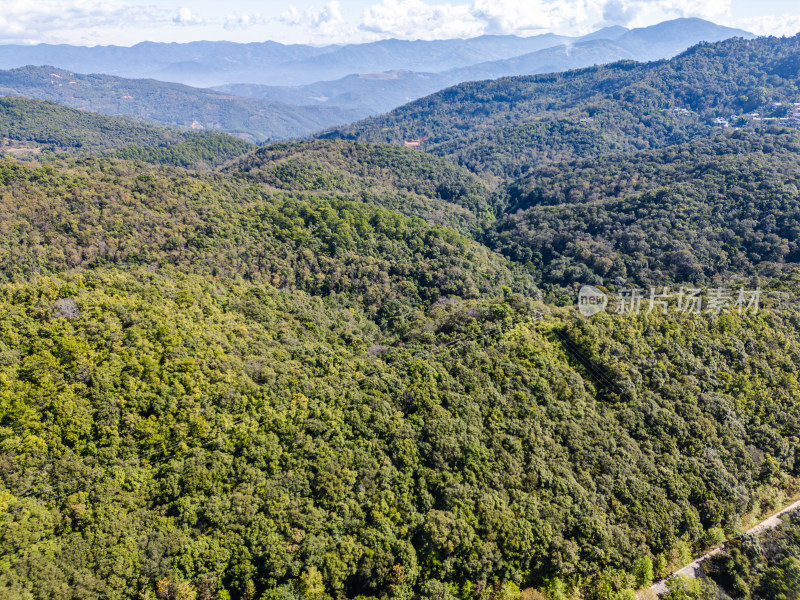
[{"x1": 0, "y1": 19, "x2": 799, "y2": 600}]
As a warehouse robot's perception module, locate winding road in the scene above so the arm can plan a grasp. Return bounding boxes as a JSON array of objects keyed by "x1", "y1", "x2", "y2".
[{"x1": 638, "y1": 499, "x2": 800, "y2": 599}]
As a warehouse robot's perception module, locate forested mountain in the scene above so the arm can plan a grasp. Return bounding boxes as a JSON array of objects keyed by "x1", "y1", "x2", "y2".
[
  {"x1": 0, "y1": 67, "x2": 361, "y2": 141},
  {"x1": 1, "y1": 32, "x2": 800, "y2": 600},
  {"x1": 0, "y1": 95, "x2": 184, "y2": 153},
  {"x1": 0, "y1": 156, "x2": 525, "y2": 302},
  {"x1": 224, "y1": 139, "x2": 493, "y2": 231},
  {"x1": 485, "y1": 131, "x2": 800, "y2": 287},
  {"x1": 0, "y1": 95, "x2": 254, "y2": 167},
  {"x1": 215, "y1": 19, "x2": 749, "y2": 117},
  {"x1": 322, "y1": 34, "x2": 798, "y2": 178},
  {"x1": 1, "y1": 128, "x2": 800, "y2": 600}
]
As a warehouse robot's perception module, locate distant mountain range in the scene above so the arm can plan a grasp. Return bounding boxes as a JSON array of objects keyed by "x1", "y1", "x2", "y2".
[
  {"x1": 0, "y1": 28, "x2": 630, "y2": 88},
  {"x1": 0, "y1": 18, "x2": 754, "y2": 139},
  {"x1": 216, "y1": 19, "x2": 752, "y2": 115},
  {"x1": 322, "y1": 33, "x2": 800, "y2": 178},
  {"x1": 0, "y1": 67, "x2": 361, "y2": 142}
]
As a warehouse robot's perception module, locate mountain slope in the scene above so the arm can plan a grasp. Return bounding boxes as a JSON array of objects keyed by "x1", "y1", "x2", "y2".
[
  {"x1": 219, "y1": 19, "x2": 750, "y2": 117},
  {"x1": 0, "y1": 66, "x2": 362, "y2": 141},
  {"x1": 0, "y1": 155, "x2": 528, "y2": 302},
  {"x1": 224, "y1": 139, "x2": 493, "y2": 231},
  {"x1": 1, "y1": 260, "x2": 799, "y2": 600},
  {"x1": 486, "y1": 130, "x2": 800, "y2": 287},
  {"x1": 0, "y1": 95, "x2": 184, "y2": 153},
  {"x1": 322, "y1": 33, "x2": 793, "y2": 179},
  {"x1": 0, "y1": 95, "x2": 254, "y2": 167}
]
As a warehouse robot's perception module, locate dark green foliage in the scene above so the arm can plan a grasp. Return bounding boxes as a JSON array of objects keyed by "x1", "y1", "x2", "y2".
[
  {"x1": 486, "y1": 131, "x2": 800, "y2": 287},
  {"x1": 703, "y1": 511, "x2": 800, "y2": 599},
  {"x1": 0, "y1": 95, "x2": 183, "y2": 152},
  {"x1": 2, "y1": 32, "x2": 800, "y2": 600},
  {"x1": 1, "y1": 267, "x2": 800, "y2": 600},
  {"x1": 0, "y1": 96, "x2": 254, "y2": 169},
  {"x1": 0, "y1": 156, "x2": 533, "y2": 308},
  {"x1": 323, "y1": 35, "x2": 800, "y2": 178},
  {"x1": 227, "y1": 140, "x2": 493, "y2": 231},
  {"x1": 112, "y1": 133, "x2": 255, "y2": 169}
]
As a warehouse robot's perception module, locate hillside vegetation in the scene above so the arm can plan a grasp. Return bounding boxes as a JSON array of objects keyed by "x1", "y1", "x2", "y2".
[
  {"x1": 0, "y1": 67, "x2": 362, "y2": 141},
  {"x1": 0, "y1": 96, "x2": 255, "y2": 168},
  {"x1": 226, "y1": 140, "x2": 493, "y2": 231},
  {"x1": 0, "y1": 95, "x2": 184, "y2": 152},
  {"x1": 323, "y1": 35, "x2": 800, "y2": 178},
  {"x1": 1, "y1": 263, "x2": 799, "y2": 600},
  {"x1": 1, "y1": 33, "x2": 800, "y2": 600},
  {"x1": 485, "y1": 131, "x2": 800, "y2": 288}
]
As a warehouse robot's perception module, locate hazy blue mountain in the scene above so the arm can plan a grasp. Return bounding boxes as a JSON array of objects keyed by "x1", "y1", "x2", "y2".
[
  {"x1": 0, "y1": 29, "x2": 628, "y2": 88},
  {"x1": 277, "y1": 34, "x2": 578, "y2": 81},
  {"x1": 0, "y1": 41, "x2": 333, "y2": 88},
  {"x1": 0, "y1": 66, "x2": 362, "y2": 141},
  {"x1": 447, "y1": 19, "x2": 752, "y2": 80},
  {"x1": 321, "y1": 33, "x2": 798, "y2": 178},
  {"x1": 442, "y1": 38, "x2": 633, "y2": 81},
  {"x1": 216, "y1": 19, "x2": 752, "y2": 115},
  {"x1": 612, "y1": 17, "x2": 754, "y2": 60},
  {"x1": 217, "y1": 71, "x2": 449, "y2": 114}
]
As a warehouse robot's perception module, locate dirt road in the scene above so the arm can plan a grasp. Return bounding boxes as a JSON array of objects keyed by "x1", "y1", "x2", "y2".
[{"x1": 640, "y1": 499, "x2": 800, "y2": 598}]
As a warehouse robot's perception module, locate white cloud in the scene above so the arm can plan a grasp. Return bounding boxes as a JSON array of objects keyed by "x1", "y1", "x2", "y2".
[
  {"x1": 361, "y1": 0, "x2": 482, "y2": 39},
  {"x1": 472, "y1": 0, "x2": 602, "y2": 35},
  {"x1": 0, "y1": 0, "x2": 174, "y2": 44},
  {"x1": 173, "y1": 7, "x2": 203, "y2": 26},
  {"x1": 598, "y1": 0, "x2": 731, "y2": 28},
  {"x1": 357, "y1": 0, "x2": 604, "y2": 40},
  {"x1": 280, "y1": 1, "x2": 345, "y2": 37},
  {"x1": 729, "y1": 15, "x2": 800, "y2": 37},
  {"x1": 224, "y1": 12, "x2": 266, "y2": 30},
  {"x1": 352, "y1": 0, "x2": 744, "y2": 41}
]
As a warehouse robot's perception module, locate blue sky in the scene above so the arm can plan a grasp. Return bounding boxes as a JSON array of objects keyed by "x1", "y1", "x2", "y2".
[{"x1": 3, "y1": 0, "x2": 800, "y2": 46}]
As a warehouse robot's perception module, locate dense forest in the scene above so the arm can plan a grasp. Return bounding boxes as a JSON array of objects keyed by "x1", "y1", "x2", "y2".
[
  {"x1": 662, "y1": 509, "x2": 800, "y2": 600},
  {"x1": 225, "y1": 140, "x2": 493, "y2": 232},
  {"x1": 0, "y1": 66, "x2": 363, "y2": 141},
  {"x1": 484, "y1": 131, "x2": 800, "y2": 289},
  {"x1": 1, "y1": 32, "x2": 800, "y2": 600},
  {"x1": 0, "y1": 96, "x2": 254, "y2": 168},
  {"x1": 0, "y1": 96, "x2": 184, "y2": 152},
  {"x1": 323, "y1": 34, "x2": 800, "y2": 179}
]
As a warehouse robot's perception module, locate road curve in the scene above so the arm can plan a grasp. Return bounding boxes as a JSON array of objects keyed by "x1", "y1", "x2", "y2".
[{"x1": 639, "y1": 498, "x2": 800, "y2": 599}]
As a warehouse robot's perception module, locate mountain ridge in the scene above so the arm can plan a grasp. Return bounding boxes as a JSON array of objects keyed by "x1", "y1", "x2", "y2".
[
  {"x1": 215, "y1": 19, "x2": 753, "y2": 116},
  {"x1": 0, "y1": 66, "x2": 362, "y2": 141},
  {"x1": 320, "y1": 33, "x2": 799, "y2": 178}
]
